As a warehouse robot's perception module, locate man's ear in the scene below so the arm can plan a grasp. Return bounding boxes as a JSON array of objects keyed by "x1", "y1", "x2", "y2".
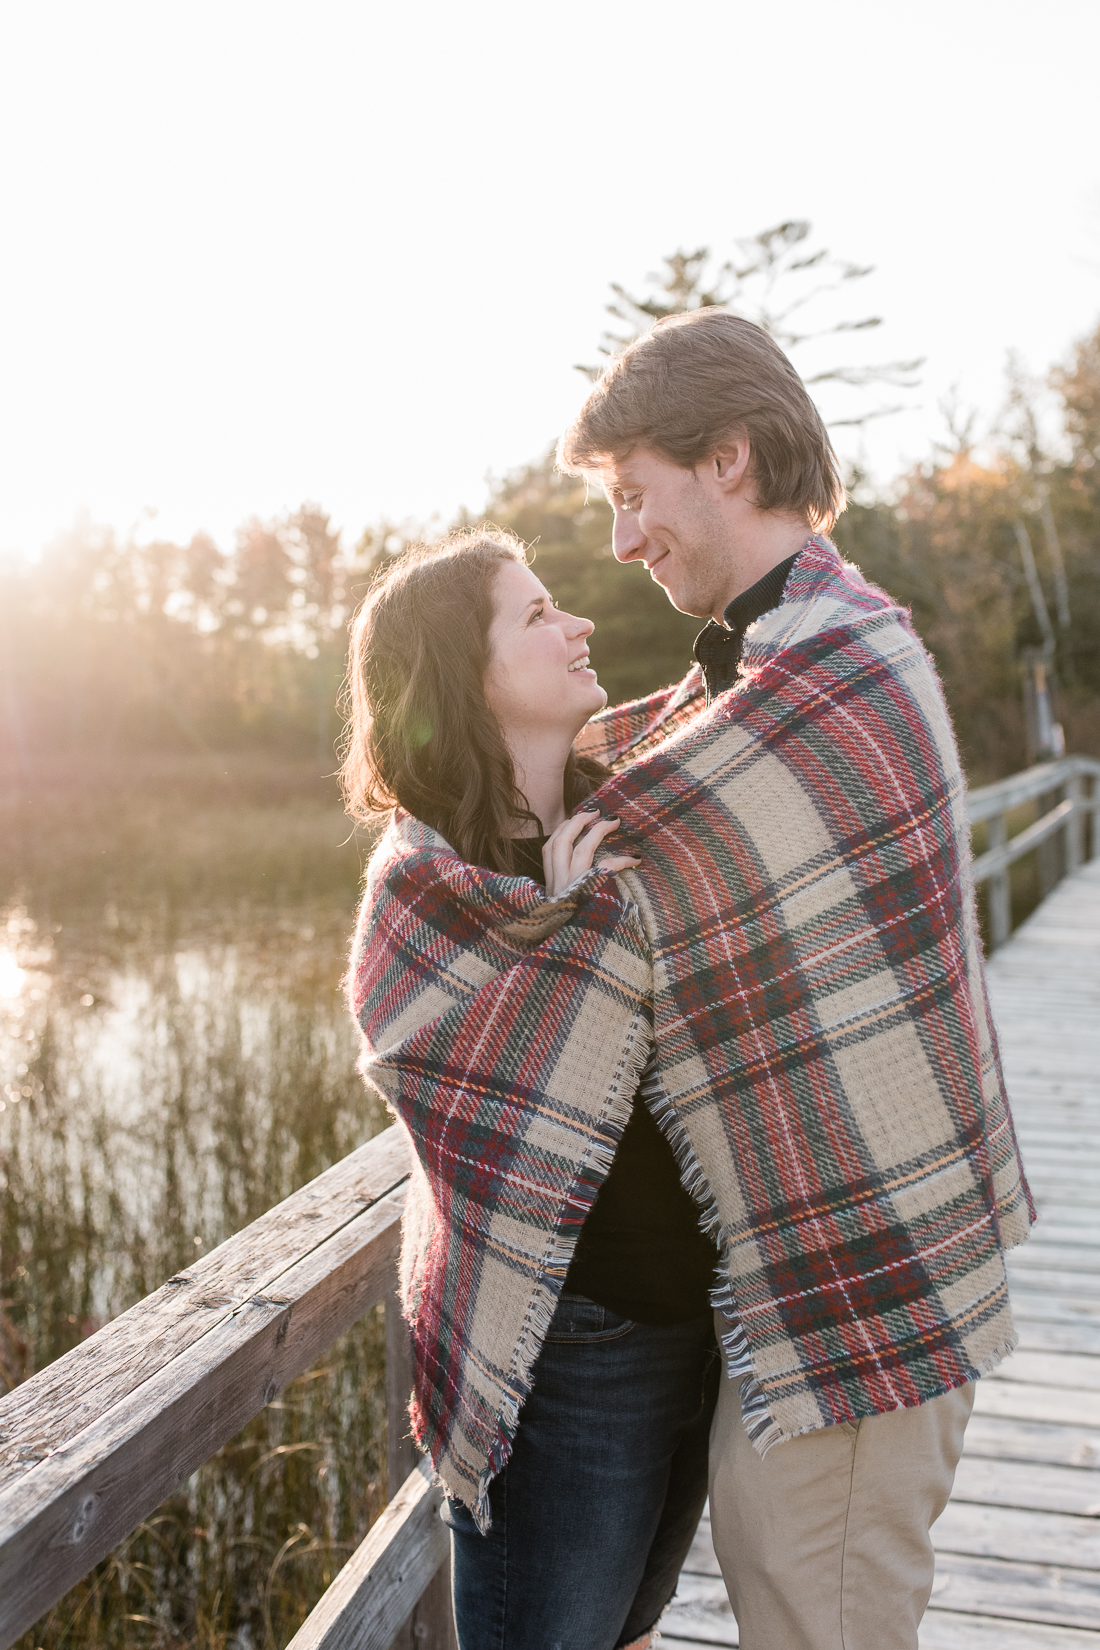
[{"x1": 710, "y1": 437, "x2": 752, "y2": 495}]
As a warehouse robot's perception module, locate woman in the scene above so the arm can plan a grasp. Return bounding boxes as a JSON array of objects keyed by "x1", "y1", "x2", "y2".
[{"x1": 343, "y1": 529, "x2": 719, "y2": 1650}]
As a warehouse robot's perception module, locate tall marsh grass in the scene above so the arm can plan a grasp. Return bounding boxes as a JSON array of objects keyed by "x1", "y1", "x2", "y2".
[{"x1": 1, "y1": 756, "x2": 389, "y2": 1649}]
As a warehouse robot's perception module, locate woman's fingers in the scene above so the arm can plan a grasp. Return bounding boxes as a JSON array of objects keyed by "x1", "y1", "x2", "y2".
[
  {"x1": 597, "y1": 853, "x2": 641, "y2": 875},
  {"x1": 593, "y1": 858, "x2": 646, "y2": 884},
  {"x1": 544, "y1": 809, "x2": 604, "y2": 854},
  {"x1": 543, "y1": 813, "x2": 636, "y2": 897},
  {"x1": 540, "y1": 807, "x2": 643, "y2": 888}
]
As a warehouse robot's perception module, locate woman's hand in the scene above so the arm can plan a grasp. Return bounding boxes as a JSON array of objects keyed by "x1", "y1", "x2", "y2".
[{"x1": 542, "y1": 808, "x2": 640, "y2": 899}]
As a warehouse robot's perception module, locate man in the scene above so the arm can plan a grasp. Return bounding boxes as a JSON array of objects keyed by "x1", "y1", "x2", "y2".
[{"x1": 558, "y1": 309, "x2": 1033, "y2": 1650}]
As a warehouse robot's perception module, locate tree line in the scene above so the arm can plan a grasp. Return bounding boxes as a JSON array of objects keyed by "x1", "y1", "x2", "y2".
[{"x1": 2, "y1": 262, "x2": 1097, "y2": 787}]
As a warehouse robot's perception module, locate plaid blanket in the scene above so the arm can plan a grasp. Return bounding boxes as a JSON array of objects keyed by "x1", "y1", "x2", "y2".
[
  {"x1": 349, "y1": 825, "x2": 653, "y2": 1522},
  {"x1": 348, "y1": 535, "x2": 1032, "y2": 1520}
]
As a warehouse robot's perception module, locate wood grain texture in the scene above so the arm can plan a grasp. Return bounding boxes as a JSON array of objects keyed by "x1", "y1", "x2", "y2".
[
  {"x1": 929, "y1": 1552, "x2": 1100, "y2": 1630},
  {"x1": 0, "y1": 1125, "x2": 411, "y2": 1475},
  {"x1": 933, "y1": 1502, "x2": 1100, "y2": 1569},
  {"x1": 918, "y1": 1614, "x2": 1100, "y2": 1648},
  {"x1": 283, "y1": 1463, "x2": 448, "y2": 1650},
  {"x1": 950, "y1": 1454, "x2": 1100, "y2": 1515},
  {"x1": 972, "y1": 1380, "x2": 1100, "y2": 1428},
  {"x1": 384, "y1": 1302, "x2": 457, "y2": 1650},
  {"x1": 0, "y1": 1132, "x2": 411, "y2": 1648}
]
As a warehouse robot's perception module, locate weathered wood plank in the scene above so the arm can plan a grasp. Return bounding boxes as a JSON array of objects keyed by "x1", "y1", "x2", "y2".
[
  {"x1": 933, "y1": 1499, "x2": 1100, "y2": 1570},
  {"x1": 949, "y1": 1465, "x2": 1100, "y2": 1511},
  {"x1": 1014, "y1": 1148, "x2": 1100, "y2": 1169},
  {"x1": 972, "y1": 1380, "x2": 1100, "y2": 1428},
  {"x1": 1004, "y1": 1270, "x2": 1100, "y2": 1301},
  {"x1": 384, "y1": 1306, "x2": 457, "y2": 1650},
  {"x1": 963, "y1": 1413, "x2": 1100, "y2": 1469},
  {"x1": 1016, "y1": 1320, "x2": 1100, "y2": 1357},
  {"x1": 928, "y1": 1552, "x2": 1100, "y2": 1631},
  {"x1": 0, "y1": 1124, "x2": 412, "y2": 1476},
  {"x1": 951, "y1": 1455, "x2": 1100, "y2": 1515},
  {"x1": 1020, "y1": 1207, "x2": 1100, "y2": 1231},
  {"x1": 1006, "y1": 1292, "x2": 1100, "y2": 1331},
  {"x1": 1012, "y1": 1226, "x2": 1100, "y2": 1252},
  {"x1": 681, "y1": 1513, "x2": 720, "y2": 1577},
  {"x1": 920, "y1": 1609, "x2": 1100, "y2": 1648},
  {"x1": 988, "y1": 1350, "x2": 1100, "y2": 1390},
  {"x1": 661, "y1": 1571, "x2": 736, "y2": 1645},
  {"x1": 667, "y1": 1538, "x2": 1100, "y2": 1642},
  {"x1": 0, "y1": 1183, "x2": 407, "y2": 1649},
  {"x1": 921, "y1": 853, "x2": 1100, "y2": 1644},
  {"x1": 1010, "y1": 1247, "x2": 1100, "y2": 1276},
  {"x1": 284, "y1": 1463, "x2": 448, "y2": 1650}
]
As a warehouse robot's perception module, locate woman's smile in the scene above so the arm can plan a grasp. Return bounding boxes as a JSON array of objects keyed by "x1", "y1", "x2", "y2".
[{"x1": 485, "y1": 560, "x2": 607, "y2": 742}]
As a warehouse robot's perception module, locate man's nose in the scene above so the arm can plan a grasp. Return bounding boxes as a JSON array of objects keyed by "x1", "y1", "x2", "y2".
[{"x1": 611, "y1": 506, "x2": 646, "y2": 563}]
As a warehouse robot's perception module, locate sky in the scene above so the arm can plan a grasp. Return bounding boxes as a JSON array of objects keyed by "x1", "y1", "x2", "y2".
[{"x1": 1, "y1": 0, "x2": 1098, "y2": 558}]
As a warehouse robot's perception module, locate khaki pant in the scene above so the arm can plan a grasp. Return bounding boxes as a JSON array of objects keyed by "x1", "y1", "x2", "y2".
[{"x1": 707, "y1": 1363, "x2": 974, "y2": 1650}]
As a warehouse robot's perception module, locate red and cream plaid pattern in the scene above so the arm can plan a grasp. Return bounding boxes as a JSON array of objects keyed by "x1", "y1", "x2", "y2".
[
  {"x1": 349, "y1": 835, "x2": 653, "y2": 1524},
  {"x1": 348, "y1": 536, "x2": 1032, "y2": 1519}
]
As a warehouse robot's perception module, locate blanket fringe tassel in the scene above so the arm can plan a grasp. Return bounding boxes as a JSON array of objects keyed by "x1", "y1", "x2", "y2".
[
  {"x1": 469, "y1": 1003, "x2": 655, "y2": 1533},
  {"x1": 641, "y1": 1074, "x2": 785, "y2": 1456}
]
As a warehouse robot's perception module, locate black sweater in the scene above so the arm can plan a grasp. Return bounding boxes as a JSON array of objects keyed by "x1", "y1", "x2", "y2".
[{"x1": 510, "y1": 835, "x2": 718, "y2": 1323}]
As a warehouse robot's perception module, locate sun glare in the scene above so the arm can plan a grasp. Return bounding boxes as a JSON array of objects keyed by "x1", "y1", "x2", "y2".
[{"x1": 0, "y1": 952, "x2": 27, "y2": 999}]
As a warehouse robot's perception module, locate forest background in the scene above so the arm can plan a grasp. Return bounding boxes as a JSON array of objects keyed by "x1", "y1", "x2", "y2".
[{"x1": 3, "y1": 230, "x2": 1099, "y2": 793}]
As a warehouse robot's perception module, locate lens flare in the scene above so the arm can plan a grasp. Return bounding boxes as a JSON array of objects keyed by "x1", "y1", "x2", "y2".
[{"x1": 0, "y1": 952, "x2": 26, "y2": 999}]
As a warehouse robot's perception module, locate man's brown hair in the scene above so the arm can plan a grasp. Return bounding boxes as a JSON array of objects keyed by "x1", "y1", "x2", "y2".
[{"x1": 558, "y1": 309, "x2": 845, "y2": 531}]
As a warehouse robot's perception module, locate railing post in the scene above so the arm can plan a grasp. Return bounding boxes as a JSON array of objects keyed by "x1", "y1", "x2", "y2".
[
  {"x1": 386, "y1": 1290, "x2": 417, "y2": 1496},
  {"x1": 1084, "y1": 771, "x2": 1098, "y2": 864},
  {"x1": 386, "y1": 1287, "x2": 457, "y2": 1650},
  {"x1": 1067, "y1": 773, "x2": 1085, "y2": 874},
  {"x1": 1036, "y1": 784, "x2": 1061, "y2": 898},
  {"x1": 987, "y1": 813, "x2": 1011, "y2": 950}
]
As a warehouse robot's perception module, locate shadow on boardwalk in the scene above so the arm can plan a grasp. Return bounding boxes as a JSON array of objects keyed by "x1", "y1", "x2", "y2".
[{"x1": 663, "y1": 858, "x2": 1100, "y2": 1649}]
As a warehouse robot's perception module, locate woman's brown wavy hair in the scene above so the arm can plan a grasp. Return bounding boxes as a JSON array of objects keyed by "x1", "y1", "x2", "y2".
[{"x1": 340, "y1": 529, "x2": 606, "y2": 874}]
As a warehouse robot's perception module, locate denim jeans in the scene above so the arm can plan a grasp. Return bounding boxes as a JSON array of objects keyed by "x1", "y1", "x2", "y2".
[{"x1": 443, "y1": 1294, "x2": 719, "y2": 1650}]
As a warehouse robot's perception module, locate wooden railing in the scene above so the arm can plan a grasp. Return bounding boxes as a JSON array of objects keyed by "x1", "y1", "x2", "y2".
[
  {"x1": 967, "y1": 755, "x2": 1100, "y2": 948},
  {"x1": 2, "y1": 755, "x2": 1098, "y2": 1648},
  {"x1": 0, "y1": 1126, "x2": 454, "y2": 1650}
]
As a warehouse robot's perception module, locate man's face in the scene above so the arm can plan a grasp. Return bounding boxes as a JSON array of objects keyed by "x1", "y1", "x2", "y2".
[{"x1": 597, "y1": 447, "x2": 735, "y2": 621}]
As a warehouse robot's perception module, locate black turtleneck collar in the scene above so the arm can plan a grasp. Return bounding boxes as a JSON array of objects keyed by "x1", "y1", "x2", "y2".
[{"x1": 693, "y1": 551, "x2": 800, "y2": 703}]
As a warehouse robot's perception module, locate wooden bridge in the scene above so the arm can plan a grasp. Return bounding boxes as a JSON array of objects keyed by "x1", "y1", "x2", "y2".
[
  {"x1": 1, "y1": 756, "x2": 1098, "y2": 1650},
  {"x1": 665, "y1": 760, "x2": 1100, "y2": 1648}
]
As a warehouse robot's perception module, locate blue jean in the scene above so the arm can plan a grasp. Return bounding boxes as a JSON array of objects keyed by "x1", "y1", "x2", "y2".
[{"x1": 442, "y1": 1294, "x2": 719, "y2": 1650}]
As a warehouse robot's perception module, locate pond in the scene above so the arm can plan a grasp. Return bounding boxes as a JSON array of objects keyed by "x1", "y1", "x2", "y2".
[{"x1": 1, "y1": 754, "x2": 388, "y2": 1650}]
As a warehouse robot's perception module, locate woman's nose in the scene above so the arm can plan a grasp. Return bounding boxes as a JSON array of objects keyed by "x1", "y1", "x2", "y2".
[{"x1": 564, "y1": 611, "x2": 594, "y2": 637}]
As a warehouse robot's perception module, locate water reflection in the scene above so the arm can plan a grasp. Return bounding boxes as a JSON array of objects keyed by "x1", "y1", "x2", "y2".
[
  {"x1": 1, "y1": 898, "x2": 382, "y2": 1340},
  {"x1": 0, "y1": 781, "x2": 389, "y2": 1647}
]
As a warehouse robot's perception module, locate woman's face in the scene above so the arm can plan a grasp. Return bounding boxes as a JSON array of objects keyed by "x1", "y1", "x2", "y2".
[{"x1": 484, "y1": 560, "x2": 606, "y2": 746}]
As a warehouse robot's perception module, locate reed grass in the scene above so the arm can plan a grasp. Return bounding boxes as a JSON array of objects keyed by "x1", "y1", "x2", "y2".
[{"x1": 1, "y1": 757, "x2": 389, "y2": 1649}]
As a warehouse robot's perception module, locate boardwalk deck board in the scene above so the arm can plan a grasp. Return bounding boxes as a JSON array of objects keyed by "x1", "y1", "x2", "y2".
[{"x1": 662, "y1": 857, "x2": 1100, "y2": 1648}]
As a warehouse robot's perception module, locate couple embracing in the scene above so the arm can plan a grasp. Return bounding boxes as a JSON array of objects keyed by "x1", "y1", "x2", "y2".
[{"x1": 343, "y1": 311, "x2": 1033, "y2": 1650}]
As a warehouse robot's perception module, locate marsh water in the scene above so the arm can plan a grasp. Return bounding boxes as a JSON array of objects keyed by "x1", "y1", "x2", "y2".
[{"x1": 1, "y1": 755, "x2": 388, "y2": 1649}]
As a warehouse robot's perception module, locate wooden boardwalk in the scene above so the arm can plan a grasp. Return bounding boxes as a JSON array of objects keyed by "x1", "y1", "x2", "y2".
[{"x1": 662, "y1": 857, "x2": 1100, "y2": 1648}]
